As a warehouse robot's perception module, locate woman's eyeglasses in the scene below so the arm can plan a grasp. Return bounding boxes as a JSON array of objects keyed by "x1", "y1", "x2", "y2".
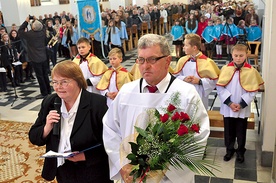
[{"x1": 50, "y1": 80, "x2": 72, "y2": 87}]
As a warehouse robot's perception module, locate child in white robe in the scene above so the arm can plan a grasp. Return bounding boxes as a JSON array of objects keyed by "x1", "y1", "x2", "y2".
[
  {"x1": 73, "y1": 37, "x2": 108, "y2": 94},
  {"x1": 173, "y1": 33, "x2": 220, "y2": 109},
  {"x1": 216, "y1": 44, "x2": 264, "y2": 163},
  {"x1": 96, "y1": 48, "x2": 132, "y2": 107}
]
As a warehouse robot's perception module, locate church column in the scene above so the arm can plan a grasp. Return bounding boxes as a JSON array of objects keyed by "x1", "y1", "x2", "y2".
[
  {"x1": 261, "y1": 0, "x2": 276, "y2": 170},
  {"x1": 0, "y1": 0, "x2": 31, "y2": 27}
]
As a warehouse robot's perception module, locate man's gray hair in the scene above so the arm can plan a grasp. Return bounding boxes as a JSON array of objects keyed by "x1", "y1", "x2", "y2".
[
  {"x1": 32, "y1": 20, "x2": 43, "y2": 31},
  {"x1": 137, "y1": 34, "x2": 171, "y2": 56}
]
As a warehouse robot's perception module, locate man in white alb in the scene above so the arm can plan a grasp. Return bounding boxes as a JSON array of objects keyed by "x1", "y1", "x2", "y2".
[{"x1": 102, "y1": 34, "x2": 210, "y2": 183}]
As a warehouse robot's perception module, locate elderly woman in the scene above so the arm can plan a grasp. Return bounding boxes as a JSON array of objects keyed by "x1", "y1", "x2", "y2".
[{"x1": 29, "y1": 61, "x2": 112, "y2": 183}]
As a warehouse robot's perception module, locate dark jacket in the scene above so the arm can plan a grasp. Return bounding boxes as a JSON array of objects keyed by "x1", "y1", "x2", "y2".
[
  {"x1": 124, "y1": 17, "x2": 132, "y2": 28},
  {"x1": 28, "y1": 90, "x2": 111, "y2": 182},
  {"x1": 153, "y1": 10, "x2": 161, "y2": 23},
  {"x1": 9, "y1": 35, "x2": 21, "y2": 53},
  {"x1": 0, "y1": 41, "x2": 18, "y2": 67},
  {"x1": 171, "y1": 5, "x2": 178, "y2": 14},
  {"x1": 131, "y1": 14, "x2": 142, "y2": 28},
  {"x1": 18, "y1": 21, "x2": 47, "y2": 63}
]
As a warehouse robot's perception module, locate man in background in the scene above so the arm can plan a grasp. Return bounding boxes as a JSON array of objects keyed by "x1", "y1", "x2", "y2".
[{"x1": 18, "y1": 16, "x2": 51, "y2": 99}]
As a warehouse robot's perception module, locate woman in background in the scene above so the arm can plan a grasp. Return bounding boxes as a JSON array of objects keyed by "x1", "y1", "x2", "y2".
[
  {"x1": 9, "y1": 29, "x2": 24, "y2": 83},
  {"x1": 0, "y1": 33, "x2": 21, "y2": 87},
  {"x1": 105, "y1": 19, "x2": 122, "y2": 55},
  {"x1": 171, "y1": 19, "x2": 185, "y2": 59},
  {"x1": 61, "y1": 21, "x2": 78, "y2": 59},
  {"x1": 46, "y1": 20, "x2": 58, "y2": 67},
  {"x1": 185, "y1": 13, "x2": 198, "y2": 34}
]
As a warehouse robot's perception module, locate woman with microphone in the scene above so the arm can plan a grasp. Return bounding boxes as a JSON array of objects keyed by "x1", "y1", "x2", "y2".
[{"x1": 29, "y1": 61, "x2": 112, "y2": 183}]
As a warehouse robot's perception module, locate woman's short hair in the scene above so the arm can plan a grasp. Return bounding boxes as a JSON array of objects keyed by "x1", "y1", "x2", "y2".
[
  {"x1": 137, "y1": 34, "x2": 171, "y2": 56},
  {"x1": 51, "y1": 61, "x2": 87, "y2": 90}
]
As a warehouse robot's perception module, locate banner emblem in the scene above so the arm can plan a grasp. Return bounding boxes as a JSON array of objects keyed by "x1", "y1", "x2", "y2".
[{"x1": 82, "y1": 5, "x2": 96, "y2": 24}]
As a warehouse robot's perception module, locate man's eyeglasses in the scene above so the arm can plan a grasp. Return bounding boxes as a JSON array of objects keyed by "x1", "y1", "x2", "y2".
[
  {"x1": 50, "y1": 80, "x2": 72, "y2": 87},
  {"x1": 136, "y1": 55, "x2": 168, "y2": 64}
]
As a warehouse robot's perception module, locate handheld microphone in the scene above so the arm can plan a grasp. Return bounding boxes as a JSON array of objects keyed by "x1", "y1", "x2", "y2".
[{"x1": 53, "y1": 97, "x2": 61, "y2": 136}]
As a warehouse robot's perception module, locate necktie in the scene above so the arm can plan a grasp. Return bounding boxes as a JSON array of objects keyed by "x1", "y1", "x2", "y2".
[
  {"x1": 147, "y1": 85, "x2": 158, "y2": 93},
  {"x1": 80, "y1": 58, "x2": 87, "y2": 64},
  {"x1": 189, "y1": 57, "x2": 196, "y2": 62}
]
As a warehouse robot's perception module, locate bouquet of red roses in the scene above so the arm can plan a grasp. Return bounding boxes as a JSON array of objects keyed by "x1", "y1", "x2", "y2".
[{"x1": 126, "y1": 92, "x2": 216, "y2": 182}]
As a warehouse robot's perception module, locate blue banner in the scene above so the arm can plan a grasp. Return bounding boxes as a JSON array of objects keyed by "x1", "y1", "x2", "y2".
[{"x1": 77, "y1": 0, "x2": 100, "y2": 36}]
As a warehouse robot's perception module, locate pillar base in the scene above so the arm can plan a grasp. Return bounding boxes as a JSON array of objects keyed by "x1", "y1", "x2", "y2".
[{"x1": 261, "y1": 151, "x2": 273, "y2": 167}]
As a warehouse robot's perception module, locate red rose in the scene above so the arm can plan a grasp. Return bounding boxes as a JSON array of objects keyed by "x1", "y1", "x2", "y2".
[
  {"x1": 177, "y1": 124, "x2": 189, "y2": 136},
  {"x1": 180, "y1": 112, "x2": 190, "y2": 122},
  {"x1": 171, "y1": 112, "x2": 180, "y2": 121},
  {"x1": 167, "y1": 104, "x2": 176, "y2": 112},
  {"x1": 160, "y1": 113, "x2": 169, "y2": 123},
  {"x1": 191, "y1": 124, "x2": 200, "y2": 133}
]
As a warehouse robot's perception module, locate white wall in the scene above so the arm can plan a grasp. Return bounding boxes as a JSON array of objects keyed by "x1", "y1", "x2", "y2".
[
  {"x1": 108, "y1": 0, "x2": 126, "y2": 10},
  {"x1": 261, "y1": 0, "x2": 276, "y2": 152},
  {"x1": 26, "y1": 0, "x2": 78, "y2": 23},
  {"x1": 17, "y1": 0, "x2": 32, "y2": 24},
  {"x1": 31, "y1": 5, "x2": 70, "y2": 17},
  {"x1": 135, "y1": 0, "x2": 147, "y2": 7},
  {"x1": 101, "y1": 2, "x2": 111, "y2": 10},
  {"x1": 0, "y1": 0, "x2": 21, "y2": 26},
  {"x1": 31, "y1": 4, "x2": 71, "y2": 18}
]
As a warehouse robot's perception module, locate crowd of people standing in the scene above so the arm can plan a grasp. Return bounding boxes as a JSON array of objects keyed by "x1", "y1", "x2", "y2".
[
  {"x1": 0, "y1": 11, "x2": 79, "y2": 96},
  {"x1": 101, "y1": 0, "x2": 261, "y2": 59}
]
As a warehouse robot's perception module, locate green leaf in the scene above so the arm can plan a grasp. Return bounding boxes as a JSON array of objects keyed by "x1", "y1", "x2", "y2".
[
  {"x1": 138, "y1": 157, "x2": 146, "y2": 166},
  {"x1": 154, "y1": 109, "x2": 160, "y2": 118},
  {"x1": 135, "y1": 126, "x2": 148, "y2": 138},
  {"x1": 129, "y1": 142, "x2": 139, "y2": 155},
  {"x1": 132, "y1": 164, "x2": 140, "y2": 171},
  {"x1": 127, "y1": 153, "x2": 137, "y2": 161},
  {"x1": 156, "y1": 124, "x2": 164, "y2": 135},
  {"x1": 169, "y1": 138, "x2": 175, "y2": 143},
  {"x1": 162, "y1": 130, "x2": 170, "y2": 141},
  {"x1": 152, "y1": 123, "x2": 160, "y2": 135},
  {"x1": 132, "y1": 170, "x2": 139, "y2": 180}
]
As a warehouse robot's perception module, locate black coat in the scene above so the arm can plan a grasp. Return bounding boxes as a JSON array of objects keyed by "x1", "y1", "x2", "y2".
[
  {"x1": 18, "y1": 21, "x2": 47, "y2": 63},
  {"x1": 131, "y1": 14, "x2": 142, "y2": 27},
  {"x1": 0, "y1": 41, "x2": 18, "y2": 67},
  {"x1": 28, "y1": 90, "x2": 111, "y2": 182}
]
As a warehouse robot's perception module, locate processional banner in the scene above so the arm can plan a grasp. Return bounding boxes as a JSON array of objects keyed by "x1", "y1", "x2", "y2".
[{"x1": 77, "y1": 0, "x2": 101, "y2": 35}]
